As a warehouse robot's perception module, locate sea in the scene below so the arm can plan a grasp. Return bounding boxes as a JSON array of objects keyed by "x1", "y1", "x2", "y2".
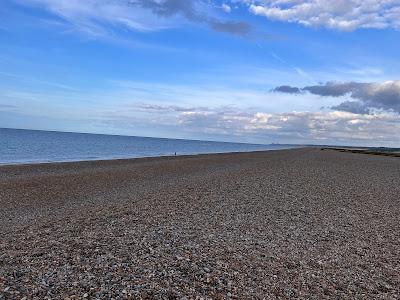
[{"x1": 0, "y1": 128, "x2": 299, "y2": 165}]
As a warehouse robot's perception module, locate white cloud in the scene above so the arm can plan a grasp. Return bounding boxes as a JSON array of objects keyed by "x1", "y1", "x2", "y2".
[
  {"x1": 107, "y1": 102, "x2": 400, "y2": 146},
  {"x1": 240, "y1": 0, "x2": 400, "y2": 31},
  {"x1": 222, "y1": 3, "x2": 232, "y2": 13},
  {"x1": 178, "y1": 108, "x2": 400, "y2": 144}
]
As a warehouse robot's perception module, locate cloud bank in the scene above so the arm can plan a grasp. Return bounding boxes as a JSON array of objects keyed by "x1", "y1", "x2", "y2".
[
  {"x1": 239, "y1": 0, "x2": 400, "y2": 31},
  {"x1": 273, "y1": 81, "x2": 400, "y2": 114},
  {"x1": 105, "y1": 103, "x2": 400, "y2": 146}
]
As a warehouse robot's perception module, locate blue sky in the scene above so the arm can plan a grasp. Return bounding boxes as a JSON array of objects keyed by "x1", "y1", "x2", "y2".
[{"x1": 1, "y1": 0, "x2": 400, "y2": 146}]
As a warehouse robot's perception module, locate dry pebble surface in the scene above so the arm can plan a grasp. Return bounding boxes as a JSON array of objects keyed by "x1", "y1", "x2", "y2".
[{"x1": 0, "y1": 148, "x2": 399, "y2": 299}]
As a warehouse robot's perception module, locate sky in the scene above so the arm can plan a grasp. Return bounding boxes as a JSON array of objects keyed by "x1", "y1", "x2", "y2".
[{"x1": 1, "y1": 0, "x2": 400, "y2": 147}]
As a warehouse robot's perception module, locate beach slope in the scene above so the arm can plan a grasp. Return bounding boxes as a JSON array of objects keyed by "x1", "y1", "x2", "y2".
[{"x1": 1, "y1": 148, "x2": 399, "y2": 298}]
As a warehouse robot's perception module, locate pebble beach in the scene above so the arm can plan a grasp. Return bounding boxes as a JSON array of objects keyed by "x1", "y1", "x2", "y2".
[{"x1": 1, "y1": 148, "x2": 399, "y2": 299}]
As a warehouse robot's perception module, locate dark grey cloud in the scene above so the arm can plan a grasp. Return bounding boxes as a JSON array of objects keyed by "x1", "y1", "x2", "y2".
[
  {"x1": 331, "y1": 101, "x2": 370, "y2": 115},
  {"x1": 302, "y1": 82, "x2": 365, "y2": 97},
  {"x1": 272, "y1": 85, "x2": 301, "y2": 94},
  {"x1": 209, "y1": 20, "x2": 251, "y2": 36},
  {"x1": 272, "y1": 81, "x2": 400, "y2": 114},
  {"x1": 133, "y1": 0, "x2": 252, "y2": 36},
  {"x1": 355, "y1": 82, "x2": 400, "y2": 112}
]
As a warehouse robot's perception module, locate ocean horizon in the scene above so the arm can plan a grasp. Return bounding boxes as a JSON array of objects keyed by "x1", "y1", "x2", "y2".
[{"x1": 0, "y1": 128, "x2": 299, "y2": 165}]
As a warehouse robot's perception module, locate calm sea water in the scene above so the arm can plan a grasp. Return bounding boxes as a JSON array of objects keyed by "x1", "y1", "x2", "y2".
[{"x1": 0, "y1": 128, "x2": 298, "y2": 165}]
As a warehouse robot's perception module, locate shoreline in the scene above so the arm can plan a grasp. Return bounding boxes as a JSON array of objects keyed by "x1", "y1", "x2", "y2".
[
  {"x1": 0, "y1": 146, "x2": 302, "y2": 168},
  {"x1": 1, "y1": 148, "x2": 399, "y2": 298}
]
